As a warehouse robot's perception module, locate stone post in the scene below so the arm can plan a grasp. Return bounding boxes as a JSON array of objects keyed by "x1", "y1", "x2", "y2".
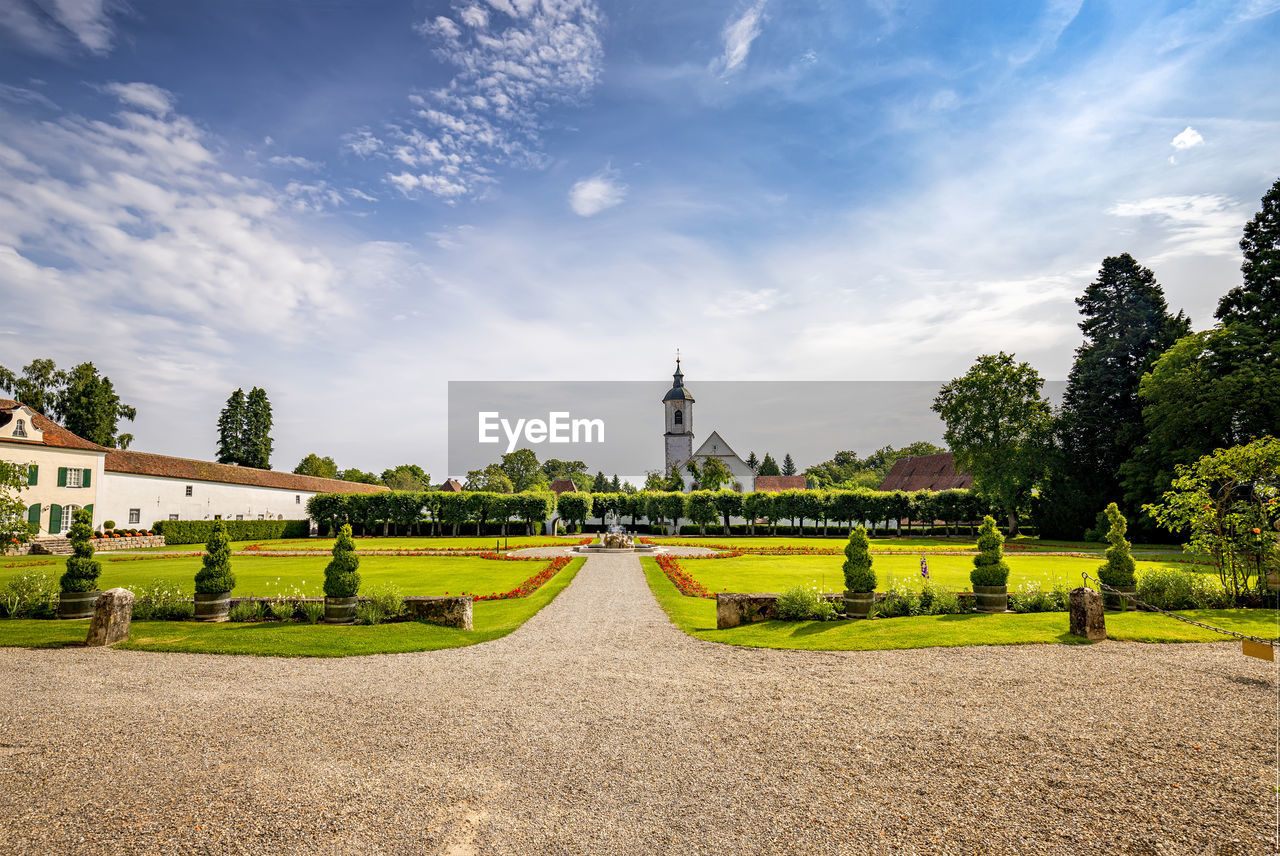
[
  {"x1": 1068, "y1": 587, "x2": 1105, "y2": 641},
  {"x1": 85, "y1": 587, "x2": 135, "y2": 647}
]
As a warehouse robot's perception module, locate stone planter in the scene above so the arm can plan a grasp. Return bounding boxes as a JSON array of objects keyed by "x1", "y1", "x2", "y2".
[
  {"x1": 1103, "y1": 583, "x2": 1137, "y2": 612},
  {"x1": 324, "y1": 596, "x2": 358, "y2": 624},
  {"x1": 58, "y1": 590, "x2": 99, "y2": 620},
  {"x1": 973, "y1": 584, "x2": 1008, "y2": 613},
  {"x1": 194, "y1": 591, "x2": 231, "y2": 621},
  {"x1": 843, "y1": 590, "x2": 873, "y2": 620}
]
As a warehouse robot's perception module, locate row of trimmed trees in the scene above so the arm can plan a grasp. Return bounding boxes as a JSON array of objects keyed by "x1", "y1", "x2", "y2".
[{"x1": 307, "y1": 487, "x2": 993, "y2": 537}]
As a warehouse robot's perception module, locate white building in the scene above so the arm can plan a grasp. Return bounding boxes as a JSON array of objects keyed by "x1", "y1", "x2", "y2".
[
  {"x1": 0, "y1": 398, "x2": 384, "y2": 539},
  {"x1": 661, "y1": 361, "x2": 757, "y2": 491}
]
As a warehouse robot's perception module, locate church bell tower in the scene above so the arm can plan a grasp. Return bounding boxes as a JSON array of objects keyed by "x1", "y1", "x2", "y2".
[{"x1": 662, "y1": 357, "x2": 694, "y2": 477}]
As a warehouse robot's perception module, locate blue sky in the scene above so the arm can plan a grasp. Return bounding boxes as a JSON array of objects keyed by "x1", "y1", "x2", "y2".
[{"x1": 1, "y1": 0, "x2": 1278, "y2": 479}]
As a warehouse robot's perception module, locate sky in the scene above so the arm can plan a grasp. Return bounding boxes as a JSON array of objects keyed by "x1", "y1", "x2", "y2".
[{"x1": 1, "y1": 0, "x2": 1278, "y2": 481}]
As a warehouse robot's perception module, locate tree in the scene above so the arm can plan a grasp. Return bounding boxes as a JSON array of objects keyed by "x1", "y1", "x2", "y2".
[
  {"x1": 294, "y1": 454, "x2": 339, "y2": 480},
  {"x1": 970, "y1": 516, "x2": 1010, "y2": 587},
  {"x1": 712, "y1": 489, "x2": 742, "y2": 535},
  {"x1": 757, "y1": 453, "x2": 781, "y2": 476},
  {"x1": 541, "y1": 459, "x2": 589, "y2": 489},
  {"x1": 1096, "y1": 503, "x2": 1136, "y2": 606},
  {"x1": 243, "y1": 387, "x2": 273, "y2": 469},
  {"x1": 663, "y1": 465, "x2": 685, "y2": 492},
  {"x1": 781, "y1": 453, "x2": 797, "y2": 476},
  {"x1": 0, "y1": 460, "x2": 33, "y2": 549},
  {"x1": 381, "y1": 464, "x2": 431, "y2": 491},
  {"x1": 1217, "y1": 177, "x2": 1280, "y2": 337},
  {"x1": 842, "y1": 527, "x2": 875, "y2": 592},
  {"x1": 556, "y1": 493, "x2": 592, "y2": 531},
  {"x1": 466, "y1": 464, "x2": 513, "y2": 493},
  {"x1": 338, "y1": 468, "x2": 381, "y2": 485},
  {"x1": 686, "y1": 457, "x2": 731, "y2": 491},
  {"x1": 591, "y1": 471, "x2": 609, "y2": 492},
  {"x1": 746, "y1": 451, "x2": 759, "y2": 473},
  {"x1": 1039, "y1": 255, "x2": 1190, "y2": 539},
  {"x1": 59, "y1": 508, "x2": 101, "y2": 593},
  {"x1": 932, "y1": 352, "x2": 1053, "y2": 534},
  {"x1": 194, "y1": 519, "x2": 235, "y2": 594},
  {"x1": 0, "y1": 358, "x2": 65, "y2": 415},
  {"x1": 609, "y1": 474, "x2": 622, "y2": 492},
  {"x1": 216, "y1": 389, "x2": 247, "y2": 465},
  {"x1": 499, "y1": 449, "x2": 545, "y2": 492},
  {"x1": 642, "y1": 470, "x2": 666, "y2": 491},
  {"x1": 324, "y1": 524, "x2": 361, "y2": 597}
]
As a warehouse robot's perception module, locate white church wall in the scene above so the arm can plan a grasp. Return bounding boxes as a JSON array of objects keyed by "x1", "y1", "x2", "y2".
[{"x1": 99, "y1": 471, "x2": 316, "y2": 528}]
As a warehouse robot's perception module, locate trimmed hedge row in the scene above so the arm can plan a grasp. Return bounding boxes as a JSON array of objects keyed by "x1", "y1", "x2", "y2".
[{"x1": 154, "y1": 519, "x2": 310, "y2": 545}]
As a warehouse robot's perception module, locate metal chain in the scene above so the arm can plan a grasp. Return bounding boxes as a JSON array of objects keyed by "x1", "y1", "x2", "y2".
[{"x1": 1081, "y1": 572, "x2": 1279, "y2": 647}]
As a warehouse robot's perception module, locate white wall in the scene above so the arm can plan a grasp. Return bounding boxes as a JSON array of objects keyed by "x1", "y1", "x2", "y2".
[
  {"x1": 98, "y1": 471, "x2": 316, "y2": 528},
  {"x1": 0, "y1": 443, "x2": 106, "y2": 534}
]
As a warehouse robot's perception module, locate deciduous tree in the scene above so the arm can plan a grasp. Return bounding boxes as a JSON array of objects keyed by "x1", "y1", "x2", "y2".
[{"x1": 294, "y1": 454, "x2": 339, "y2": 480}]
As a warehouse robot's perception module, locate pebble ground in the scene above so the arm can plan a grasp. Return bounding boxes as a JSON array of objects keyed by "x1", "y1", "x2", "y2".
[{"x1": 0, "y1": 552, "x2": 1276, "y2": 855}]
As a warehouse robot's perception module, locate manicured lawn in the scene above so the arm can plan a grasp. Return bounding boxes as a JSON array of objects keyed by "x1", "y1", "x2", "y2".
[
  {"x1": 0, "y1": 558, "x2": 584, "y2": 657},
  {"x1": 0, "y1": 554, "x2": 553, "y2": 598},
  {"x1": 642, "y1": 558, "x2": 1278, "y2": 651},
  {"x1": 674, "y1": 552, "x2": 1215, "y2": 595}
]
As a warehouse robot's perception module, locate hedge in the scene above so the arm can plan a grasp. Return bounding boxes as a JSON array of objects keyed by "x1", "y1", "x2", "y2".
[{"x1": 154, "y1": 519, "x2": 310, "y2": 545}]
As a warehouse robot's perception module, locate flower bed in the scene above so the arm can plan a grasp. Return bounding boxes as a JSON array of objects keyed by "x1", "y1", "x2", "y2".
[
  {"x1": 654, "y1": 555, "x2": 711, "y2": 598},
  {"x1": 473, "y1": 556, "x2": 573, "y2": 601}
]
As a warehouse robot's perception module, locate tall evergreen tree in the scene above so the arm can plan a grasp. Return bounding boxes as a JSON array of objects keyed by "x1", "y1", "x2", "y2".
[
  {"x1": 591, "y1": 471, "x2": 609, "y2": 492},
  {"x1": 756, "y1": 453, "x2": 781, "y2": 476},
  {"x1": 781, "y1": 453, "x2": 797, "y2": 476},
  {"x1": 746, "y1": 451, "x2": 759, "y2": 473},
  {"x1": 216, "y1": 388, "x2": 247, "y2": 465},
  {"x1": 243, "y1": 387, "x2": 273, "y2": 469},
  {"x1": 1038, "y1": 254, "x2": 1189, "y2": 538}
]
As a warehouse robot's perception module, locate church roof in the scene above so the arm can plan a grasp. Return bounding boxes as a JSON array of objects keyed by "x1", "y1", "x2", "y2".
[
  {"x1": 692, "y1": 431, "x2": 737, "y2": 458},
  {"x1": 549, "y1": 478, "x2": 578, "y2": 494},
  {"x1": 662, "y1": 359, "x2": 694, "y2": 402},
  {"x1": 878, "y1": 452, "x2": 972, "y2": 492}
]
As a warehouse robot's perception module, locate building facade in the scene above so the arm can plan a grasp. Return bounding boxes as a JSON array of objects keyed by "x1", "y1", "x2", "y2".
[{"x1": 660, "y1": 361, "x2": 758, "y2": 492}]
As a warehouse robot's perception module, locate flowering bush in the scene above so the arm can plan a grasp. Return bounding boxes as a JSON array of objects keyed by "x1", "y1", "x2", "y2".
[
  {"x1": 873, "y1": 580, "x2": 920, "y2": 618},
  {"x1": 129, "y1": 579, "x2": 195, "y2": 621},
  {"x1": 1007, "y1": 581, "x2": 1070, "y2": 613},
  {"x1": 775, "y1": 583, "x2": 838, "y2": 621},
  {"x1": 1136, "y1": 567, "x2": 1231, "y2": 610},
  {"x1": 474, "y1": 556, "x2": 573, "y2": 601},
  {"x1": 1, "y1": 572, "x2": 59, "y2": 618}
]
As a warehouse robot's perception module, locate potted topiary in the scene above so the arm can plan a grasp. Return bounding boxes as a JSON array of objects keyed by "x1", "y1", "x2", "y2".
[
  {"x1": 58, "y1": 508, "x2": 102, "y2": 619},
  {"x1": 1097, "y1": 502, "x2": 1137, "y2": 611},
  {"x1": 842, "y1": 526, "x2": 876, "y2": 619},
  {"x1": 971, "y1": 515, "x2": 1010, "y2": 613},
  {"x1": 194, "y1": 519, "x2": 235, "y2": 620},
  {"x1": 324, "y1": 524, "x2": 361, "y2": 624}
]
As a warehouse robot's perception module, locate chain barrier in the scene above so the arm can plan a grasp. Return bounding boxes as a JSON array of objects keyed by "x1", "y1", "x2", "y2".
[{"x1": 1081, "y1": 571, "x2": 1279, "y2": 648}]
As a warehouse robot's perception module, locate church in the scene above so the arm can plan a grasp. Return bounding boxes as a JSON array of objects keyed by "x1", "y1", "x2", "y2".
[{"x1": 661, "y1": 359, "x2": 759, "y2": 492}]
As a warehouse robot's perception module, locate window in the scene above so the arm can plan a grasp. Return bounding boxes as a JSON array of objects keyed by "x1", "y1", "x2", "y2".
[
  {"x1": 185, "y1": 485, "x2": 193, "y2": 497},
  {"x1": 12, "y1": 419, "x2": 26, "y2": 438},
  {"x1": 213, "y1": 514, "x2": 221, "y2": 520},
  {"x1": 673, "y1": 409, "x2": 683, "y2": 425},
  {"x1": 235, "y1": 515, "x2": 243, "y2": 520},
  {"x1": 296, "y1": 495, "x2": 301, "y2": 504},
  {"x1": 61, "y1": 505, "x2": 80, "y2": 535},
  {"x1": 168, "y1": 514, "x2": 179, "y2": 521},
  {"x1": 128, "y1": 509, "x2": 140, "y2": 525},
  {"x1": 65, "y1": 468, "x2": 82, "y2": 488},
  {"x1": 257, "y1": 514, "x2": 264, "y2": 520}
]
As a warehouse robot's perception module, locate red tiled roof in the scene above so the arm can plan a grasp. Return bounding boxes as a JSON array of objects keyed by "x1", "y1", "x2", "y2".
[
  {"x1": 0, "y1": 399, "x2": 111, "y2": 452},
  {"x1": 754, "y1": 475, "x2": 808, "y2": 492},
  {"x1": 104, "y1": 450, "x2": 388, "y2": 494},
  {"x1": 878, "y1": 453, "x2": 973, "y2": 492},
  {"x1": 550, "y1": 478, "x2": 578, "y2": 494},
  {"x1": 439, "y1": 478, "x2": 464, "y2": 492}
]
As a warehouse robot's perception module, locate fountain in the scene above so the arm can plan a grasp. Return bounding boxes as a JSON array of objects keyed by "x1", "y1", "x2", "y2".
[{"x1": 573, "y1": 522, "x2": 658, "y2": 554}]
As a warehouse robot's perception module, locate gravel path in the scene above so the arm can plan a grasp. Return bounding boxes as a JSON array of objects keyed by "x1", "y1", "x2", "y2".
[{"x1": 0, "y1": 553, "x2": 1276, "y2": 856}]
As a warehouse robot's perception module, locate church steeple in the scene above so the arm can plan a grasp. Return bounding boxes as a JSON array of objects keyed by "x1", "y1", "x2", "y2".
[{"x1": 662, "y1": 354, "x2": 694, "y2": 477}]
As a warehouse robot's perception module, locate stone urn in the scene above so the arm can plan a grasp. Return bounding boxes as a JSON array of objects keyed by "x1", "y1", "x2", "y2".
[
  {"x1": 324, "y1": 596, "x2": 358, "y2": 624},
  {"x1": 1103, "y1": 584, "x2": 1137, "y2": 612},
  {"x1": 194, "y1": 592, "x2": 231, "y2": 621},
  {"x1": 58, "y1": 590, "x2": 99, "y2": 620},
  {"x1": 973, "y1": 585, "x2": 1008, "y2": 613},
  {"x1": 843, "y1": 590, "x2": 873, "y2": 620}
]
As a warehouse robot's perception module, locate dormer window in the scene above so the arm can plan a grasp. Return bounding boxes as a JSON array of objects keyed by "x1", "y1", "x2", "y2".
[
  {"x1": 673, "y1": 409, "x2": 683, "y2": 425},
  {"x1": 12, "y1": 419, "x2": 26, "y2": 438}
]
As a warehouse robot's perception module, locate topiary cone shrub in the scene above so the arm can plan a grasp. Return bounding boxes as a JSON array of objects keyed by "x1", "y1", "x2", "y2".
[
  {"x1": 59, "y1": 508, "x2": 101, "y2": 593},
  {"x1": 324, "y1": 524, "x2": 361, "y2": 598},
  {"x1": 195, "y1": 519, "x2": 236, "y2": 594},
  {"x1": 1097, "y1": 502, "x2": 1137, "y2": 610},
  {"x1": 970, "y1": 515, "x2": 1010, "y2": 587},
  {"x1": 842, "y1": 526, "x2": 876, "y2": 592}
]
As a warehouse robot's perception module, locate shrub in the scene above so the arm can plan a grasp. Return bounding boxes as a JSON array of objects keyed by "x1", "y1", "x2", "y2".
[
  {"x1": 875, "y1": 580, "x2": 920, "y2": 618},
  {"x1": 1, "y1": 572, "x2": 59, "y2": 618},
  {"x1": 228, "y1": 600, "x2": 263, "y2": 622},
  {"x1": 153, "y1": 519, "x2": 311, "y2": 545},
  {"x1": 299, "y1": 600, "x2": 324, "y2": 624},
  {"x1": 970, "y1": 516, "x2": 1010, "y2": 587},
  {"x1": 267, "y1": 599, "x2": 295, "y2": 621},
  {"x1": 365, "y1": 581, "x2": 405, "y2": 620},
  {"x1": 775, "y1": 584, "x2": 838, "y2": 621},
  {"x1": 323, "y1": 524, "x2": 361, "y2": 598},
  {"x1": 102, "y1": 520, "x2": 116, "y2": 531},
  {"x1": 194, "y1": 520, "x2": 235, "y2": 594},
  {"x1": 129, "y1": 579, "x2": 194, "y2": 621},
  {"x1": 353, "y1": 602, "x2": 384, "y2": 625},
  {"x1": 1097, "y1": 503, "x2": 1136, "y2": 589},
  {"x1": 1008, "y1": 581, "x2": 1069, "y2": 613},
  {"x1": 1136, "y1": 567, "x2": 1231, "y2": 610},
  {"x1": 842, "y1": 527, "x2": 876, "y2": 592},
  {"x1": 918, "y1": 582, "x2": 964, "y2": 615},
  {"x1": 59, "y1": 508, "x2": 102, "y2": 593}
]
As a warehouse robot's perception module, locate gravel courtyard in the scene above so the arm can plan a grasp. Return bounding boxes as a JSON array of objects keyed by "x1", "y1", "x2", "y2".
[{"x1": 0, "y1": 553, "x2": 1276, "y2": 856}]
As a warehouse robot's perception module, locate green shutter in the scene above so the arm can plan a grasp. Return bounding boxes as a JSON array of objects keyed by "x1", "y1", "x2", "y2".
[
  {"x1": 57, "y1": 467, "x2": 67, "y2": 487},
  {"x1": 27, "y1": 504, "x2": 40, "y2": 528},
  {"x1": 84, "y1": 504, "x2": 93, "y2": 524},
  {"x1": 27, "y1": 465, "x2": 37, "y2": 486},
  {"x1": 82, "y1": 468, "x2": 91, "y2": 488},
  {"x1": 49, "y1": 504, "x2": 62, "y2": 534}
]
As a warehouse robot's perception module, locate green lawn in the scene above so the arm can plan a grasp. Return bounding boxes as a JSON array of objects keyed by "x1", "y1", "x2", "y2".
[
  {"x1": 675, "y1": 552, "x2": 1214, "y2": 595},
  {"x1": 642, "y1": 558, "x2": 1278, "y2": 651},
  {"x1": 0, "y1": 558, "x2": 584, "y2": 657},
  {"x1": 0, "y1": 554, "x2": 553, "y2": 598}
]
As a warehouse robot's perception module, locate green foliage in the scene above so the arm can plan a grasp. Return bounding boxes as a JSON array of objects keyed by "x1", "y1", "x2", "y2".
[
  {"x1": 0, "y1": 459, "x2": 33, "y2": 548},
  {"x1": 1217, "y1": 176, "x2": 1280, "y2": 337},
  {"x1": 216, "y1": 388, "x2": 247, "y2": 466},
  {"x1": 465, "y1": 463, "x2": 514, "y2": 493},
  {"x1": 805, "y1": 443, "x2": 946, "y2": 489},
  {"x1": 323, "y1": 524, "x2": 361, "y2": 598},
  {"x1": 217, "y1": 387, "x2": 272, "y2": 468},
  {"x1": 338, "y1": 468, "x2": 381, "y2": 485},
  {"x1": 685, "y1": 490, "x2": 718, "y2": 534},
  {"x1": 775, "y1": 583, "x2": 838, "y2": 621},
  {"x1": 194, "y1": 520, "x2": 235, "y2": 594},
  {"x1": 933, "y1": 352, "x2": 1054, "y2": 534},
  {"x1": 781, "y1": 453, "x2": 797, "y2": 476},
  {"x1": 970, "y1": 516, "x2": 1010, "y2": 587},
  {"x1": 381, "y1": 464, "x2": 431, "y2": 491},
  {"x1": 1136, "y1": 567, "x2": 1231, "y2": 611},
  {"x1": 294, "y1": 453, "x2": 339, "y2": 479},
  {"x1": 1, "y1": 571, "x2": 58, "y2": 618},
  {"x1": 555, "y1": 492, "x2": 593, "y2": 527},
  {"x1": 686, "y1": 456, "x2": 732, "y2": 490},
  {"x1": 59, "y1": 508, "x2": 101, "y2": 593},
  {"x1": 228, "y1": 600, "x2": 263, "y2": 622},
  {"x1": 299, "y1": 600, "x2": 325, "y2": 624},
  {"x1": 0, "y1": 358, "x2": 64, "y2": 416},
  {"x1": 1097, "y1": 503, "x2": 1136, "y2": 588},
  {"x1": 155, "y1": 519, "x2": 309, "y2": 545},
  {"x1": 130, "y1": 579, "x2": 195, "y2": 621},
  {"x1": 1007, "y1": 581, "x2": 1070, "y2": 613},
  {"x1": 366, "y1": 581, "x2": 405, "y2": 619},
  {"x1": 0, "y1": 359, "x2": 135, "y2": 447},
  {"x1": 267, "y1": 599, "x2": 295, "y2": 621},
  {"x1": 756, "y1": 453, "x2": 781, "y2": 476},
  {"x1": 1144, "y1": 437, "x2": 1280, "y2": 599},
  {"x1": 842, "y1": 527, "x2": 876, "y2": 592}
]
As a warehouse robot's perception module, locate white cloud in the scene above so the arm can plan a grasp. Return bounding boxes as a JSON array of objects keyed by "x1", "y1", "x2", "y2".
[
  {"x1": 712, "y1": 1, "x2": 767, "y2": 77},
  {"x1": 1170, "y1": 126, "x2": 1204, "y2": 149},
  {"x1": 1108, "y1": 194, "x2": 1246, "y2": 260},
  {"x1": 362, "y1": 0, "x2": 603, "y2": 200},
  {"x1": 1009, "y1": 0, "x2": 1084, "y2": 65},
  {"x1": 99, "y1": 82, "x2": 174, "y2": 115},
  {"x1": 568, "y1": 168, "x2": 627, "y2": 216},
  {"x1": 704, "y1": 288, "x2": 781, "y2": 317},
  {"x1": 268, "y1": 154, "x2": 324, "y2": 170},
  {"x1": 2, "y1": 0, "x2": 123, "y2": 56}
]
